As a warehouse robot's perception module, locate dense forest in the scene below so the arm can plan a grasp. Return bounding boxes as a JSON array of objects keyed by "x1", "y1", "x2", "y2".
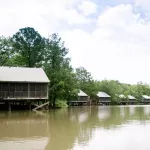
[{"x1": 0, "y1": 27, "x2": 150, "y2": 107}]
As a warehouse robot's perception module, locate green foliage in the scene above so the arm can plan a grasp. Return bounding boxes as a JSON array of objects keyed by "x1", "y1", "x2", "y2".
[
  {"x1": 11, "y1": 27, "x2": 45, "y2": 67},
  {"x1": 97, "y1": 80, "x2": 121, "y2": 103},
  {"x1": 0, "y1": 36, "x2": 14, "y2": 66},
  {"x1": 55, "y1": 100, "x2": 68, "y2": 108},
  {"x1": 96, "y1": 80, "x2": 150, "y2": 103},
  {"x1": 1, "y1": 26, "x2": 150, "y2": 108},
  {"x1": 75, "y1": 67, "x2": 99, "y2": 99},
  {"x1": 130, "y1": 82, "x2": 150, "y2": 100},
  {"x1": 44, "y1": 33, "x2": 78, "y2": 107}
]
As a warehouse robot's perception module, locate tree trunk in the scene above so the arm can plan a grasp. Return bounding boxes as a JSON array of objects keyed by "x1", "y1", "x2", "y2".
[
  {"x1": 52, "y1": 95, "x2": 56, "y2": 108},
  {"x1": 28, "y1": 46, "x2": 31, "y2": 67}
]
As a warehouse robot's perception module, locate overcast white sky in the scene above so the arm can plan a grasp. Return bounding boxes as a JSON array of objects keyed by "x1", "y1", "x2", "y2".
[{"x1": 0, "y1": 0, "x2": 150, "y2": 84}]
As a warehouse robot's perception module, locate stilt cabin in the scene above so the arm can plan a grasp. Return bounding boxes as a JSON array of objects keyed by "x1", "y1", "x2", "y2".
[
  {"x1": 96, "y1": 91, "x2": 111, "y2": 105},
  {"x1": 128, "y1": 95, "x2": 136, "y2": 104},
  {"x1": 141, "y1": 95, "x2": 150, "y2": 104},
  {"x1": 68, "y1": 90, "x2": 89, "y2": 106},
  {"x1": 0, "y1": 67, "x2": 50, "y2": 110}
]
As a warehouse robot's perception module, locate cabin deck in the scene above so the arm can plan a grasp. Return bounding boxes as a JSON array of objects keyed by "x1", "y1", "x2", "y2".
[
  {"x1": 98, "y1": 101, "x2": 111, "y2": 105},
  {"x1": 68, "y1": 101, "x2": 89, "y2": 106}
]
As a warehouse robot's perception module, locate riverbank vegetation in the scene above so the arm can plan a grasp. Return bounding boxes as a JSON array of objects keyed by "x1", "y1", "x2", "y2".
[{"x1": 1, "y1": 27, "x2": 150, "y2": 107}]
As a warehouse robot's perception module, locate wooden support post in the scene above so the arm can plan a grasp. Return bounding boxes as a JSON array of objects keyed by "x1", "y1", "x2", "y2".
[
  {"x1": 32, "y1": 101, "x2": 49, "y2": 111},
  {"x1": 8, "y1": 102, "x2": 11, "y2": 111},
  {"x1": 29, "y1": 101, "x2": 31, "y2": 110}
]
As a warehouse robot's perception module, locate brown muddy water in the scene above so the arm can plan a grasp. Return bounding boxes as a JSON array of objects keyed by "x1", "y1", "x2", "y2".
[{"x1": 0, "y1": 105, "x2": 150, "y2": 150}]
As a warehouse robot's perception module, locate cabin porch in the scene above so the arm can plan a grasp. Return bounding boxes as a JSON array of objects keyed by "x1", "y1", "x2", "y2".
[
  {"x1": 68, "y1": 93, "x2": 89, "y2": 106},
  {"x1": 98, "y1": 97, "x2": 111, "y2": 105}
]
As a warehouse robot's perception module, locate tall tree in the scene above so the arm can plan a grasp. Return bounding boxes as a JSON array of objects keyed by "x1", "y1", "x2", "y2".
[
  {"x1": 132, "y1": 82, "x2": 150, "y2": 100},
  {"x1": 0, "y1": 36, "x2": 14, "y2": 66},
  {"x1": 11, "y1": 27, "x2": 45, "y2": 67},
  {"x1": 44, "y1": 33, "x2": 78, "y2": 107},
  {"x1": 76, "y1": 67, "x2": 93, "y2": 82},
  {"x1": 75, "y1": 67, "x2": 98, "y2": 99}
]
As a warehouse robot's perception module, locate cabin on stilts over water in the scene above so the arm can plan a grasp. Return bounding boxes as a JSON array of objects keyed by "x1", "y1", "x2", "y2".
[
  {"x1": 68, "y1": 90, "x2": 89, "y2": 106},
  {"x1": 96, "y1": 91, "x2": 111, "y2": 105},
  {"x1": 0, "y1": 67, "x2": 50, "y2": 111},
  {"x1": 128, "y1": 95, "x2": 136, "y2": 105},
  {"x1": 141, "y1": 95, "x2": 150, "y2": 104}
]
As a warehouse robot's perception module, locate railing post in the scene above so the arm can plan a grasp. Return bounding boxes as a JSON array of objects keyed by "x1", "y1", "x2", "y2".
[{"x1": 8, "y1": 101, "x2": 11, "y2": 111}]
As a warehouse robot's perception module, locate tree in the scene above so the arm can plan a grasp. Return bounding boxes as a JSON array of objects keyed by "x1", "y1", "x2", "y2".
[
  {"x1": 75, "y1": 67, "x2": 98, "y2": 99},
  {"x1": 0, "y1": 36, "x2": 14, "y2": 66},
  {"x1": 98, "y1": 80, "x2": 125, "y2": 104},
  {"x1": 76, "y1": 67, "x2": 93, "y2": 82},
  {"x1": 132, "y1": 82, "x2": 150, "y2": 100},
  {"x1": 3, "y1": 26, "x2": 150, "y2": 107},
  {"x1": 44, "y1": 33, "x2": 78, "y2": 107},
  {"x1": 11, "y1": 27, "x2": 45, "y2": 67}
]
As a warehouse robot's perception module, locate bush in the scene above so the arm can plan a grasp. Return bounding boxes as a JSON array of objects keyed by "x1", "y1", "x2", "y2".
[{"x1": 55, "y1": 100, "x2": 68, "y2": 108}]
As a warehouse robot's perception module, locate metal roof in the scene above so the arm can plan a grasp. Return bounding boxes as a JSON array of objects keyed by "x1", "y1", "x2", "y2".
[
  {"x1": 78, "y1": 90, "x2": 88, "y2": 97},
  {"x1": 0, "y1": 67, "x2": 50, "y2": 83},
  {"x1": 142, "y1": 95, "x2": 150, "y2": 99},
  {"x1": 119, "y1": 94, "x2": 126, "y2": 98},
  {"x1": 128, "y1": 95, "x2": 136, "y2": 99},
  {"x1": 97, "y1": 91, "x2": 111, "y2": 98}
]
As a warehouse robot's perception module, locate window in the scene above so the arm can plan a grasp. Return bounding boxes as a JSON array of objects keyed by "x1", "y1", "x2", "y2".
[
  {"x1": 1, "y1": 83, "x2": 8, "y2": 91},
  {"x1": 30, "y1": 83, "x2": 35, "y2": 91},
  {"x1": 29, "y1": 83, "x2": 47, "y2": 98},
  {"x1": 35, "y1": 84, "x2": 41, "y2": 91},
  {"x1": 23, "y1": 84, "x2": 28, "y2": 91},
  {"x1": 10, "y1": 83, "x2": 15, "y2": 91},
  {"x1": 41, "y1": 84, "x2": 47, "y2": 91},
  {"x1": 15, "y1": 83, "x2": 23, "y2": 91}
]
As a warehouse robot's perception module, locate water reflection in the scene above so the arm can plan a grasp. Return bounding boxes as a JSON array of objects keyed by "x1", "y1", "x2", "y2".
[
  {"x1": 129, "y1": 106, "x2": 135, "y2": 116},
  {"x1": 1, "y1": 106, "x2": 150, "y2": 150},
  {"x1": 98, "y1": 106, "x2": 111, "y2": 120},
  {"x1": 0, "y1": 138, "x2": 48, "y2": 150}
]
